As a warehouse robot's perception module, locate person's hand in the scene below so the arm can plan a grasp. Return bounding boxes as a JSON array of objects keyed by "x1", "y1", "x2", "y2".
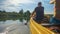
[
  {"x1": 30, "y1": 15, "x2": 34, "y2": 18},
  {"x1": 30, "y1": 15, "x2": 32, "y2": 18},
  {"x1": 30, "y1": 12, "x2": 36, "y2": 18}
]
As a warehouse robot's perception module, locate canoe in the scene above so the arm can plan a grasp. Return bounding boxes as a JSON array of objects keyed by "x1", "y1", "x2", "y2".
[{"x1": 30, "y1": 18, "x2": 55, "y2": 34}]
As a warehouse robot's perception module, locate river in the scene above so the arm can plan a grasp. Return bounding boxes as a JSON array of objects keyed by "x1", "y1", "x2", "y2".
[{"x1": 0, "y1": 19, "x2": 30, "y2": 34}]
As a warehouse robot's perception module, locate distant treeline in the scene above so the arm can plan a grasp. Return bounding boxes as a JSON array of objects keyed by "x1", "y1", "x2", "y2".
[
  {"x1": 0, "y1": 9, "x2": 31, "y2": 20},
  {"x1": 0, "y1": 9, "x2": 53, "y2": 20}
]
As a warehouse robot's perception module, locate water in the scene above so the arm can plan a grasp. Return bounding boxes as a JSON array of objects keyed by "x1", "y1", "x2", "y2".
[{"x1": 0, "y1": 19, "x2": 30, "y2": 34}]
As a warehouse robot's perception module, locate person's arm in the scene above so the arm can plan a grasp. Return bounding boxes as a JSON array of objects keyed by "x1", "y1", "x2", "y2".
[
  {"x1": 30, "y1": 8, "x2": 36, "y2": 17},
  {"x1": 30, "y1": 11, "x2": 36, "y2": 18},
  {"x1": 41, "y1": 7, "x2": 44, "y2": 16},
  {"x1": 43, "y1": 7, "x2": 44, "y2": 15},
  {"x1": 32, "y1": 11, "x2": 36, "y2": 16}
]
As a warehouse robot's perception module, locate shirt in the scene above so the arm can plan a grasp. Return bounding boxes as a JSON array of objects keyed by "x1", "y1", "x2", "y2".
[{"x1": 35, "y1": 6, "x2": 44, "y2": 18}]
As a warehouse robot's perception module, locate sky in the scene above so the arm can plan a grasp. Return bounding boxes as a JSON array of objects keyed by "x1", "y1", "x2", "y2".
[{"x1": 0, "y1": 0, "x2": 54, "y2": 14}]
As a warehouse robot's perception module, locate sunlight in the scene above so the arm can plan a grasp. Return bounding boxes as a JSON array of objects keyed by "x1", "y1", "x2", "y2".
[{"x1": 7, "y1": 0, "x2": 35, "y2": 5}]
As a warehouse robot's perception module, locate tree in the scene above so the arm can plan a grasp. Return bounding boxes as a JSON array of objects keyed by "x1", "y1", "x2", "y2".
[
  {"x1": 3, "y1": 10, "x2": 6, "y2": 13},
  {"x1": 26, "y1": 10, "x2": 31, "y2": 17},
  {"x1": 23, "y1": 10, "x2": 31, "y2": 20},
  {"x1": 19, "y1": 9, "x2": 23, "y2": 17},
  {"x1": 0, "y1": 10, "x2": 2, "y2": 13}
]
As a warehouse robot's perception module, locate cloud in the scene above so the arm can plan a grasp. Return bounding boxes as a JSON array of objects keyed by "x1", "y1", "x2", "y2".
[
  {"x1": 0, "y1": 0, "x2": 54, "y2": 14},
  {"x1": 0, "y1": 0, "x2": 35, "y2": 6},
  {"x1": 0, "y1": 0, "x2": 35, "y2": 12}
]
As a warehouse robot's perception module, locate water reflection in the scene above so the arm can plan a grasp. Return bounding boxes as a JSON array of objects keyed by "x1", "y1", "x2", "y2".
[
  {"x1": 0, "y1": 17, "x2": 29, "y2": 25},
  {"x1": 19, "y1": 17, "x2": 23, "y2": 22},
  {"x1": 0, "y1": 17, "x2": 29, "y2": 33}
]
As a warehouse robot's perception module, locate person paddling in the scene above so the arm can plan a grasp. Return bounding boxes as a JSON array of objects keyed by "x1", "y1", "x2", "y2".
[{"x1": 31, "y1": 2, "x2": 44, "y2": 23}]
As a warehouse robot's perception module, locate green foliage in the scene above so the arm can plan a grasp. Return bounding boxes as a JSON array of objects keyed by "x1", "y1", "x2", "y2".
[
  {"x1": 0, "y1": 9, "x2": 31, "y2": 21},
  {"x1": 19, "y1": 9, "x2": 23, "y2": 17},
  {"x1": 23, "y1": 10, "x2": 31, "y2": 20}
]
